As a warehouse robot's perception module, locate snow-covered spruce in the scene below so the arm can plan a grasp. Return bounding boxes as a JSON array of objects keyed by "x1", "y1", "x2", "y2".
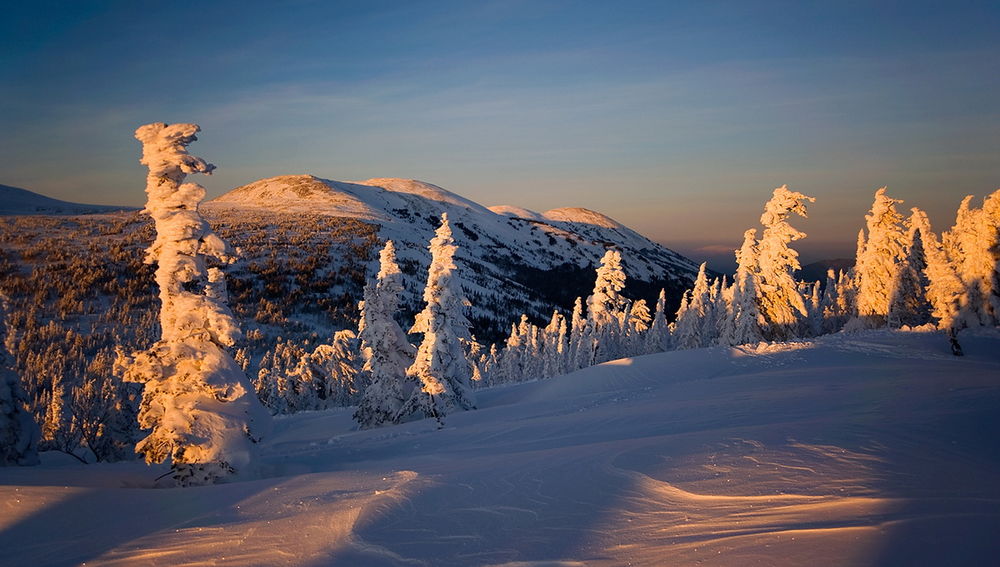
[
  {"x1": 397, "y1": 213, "x2": 476, "y2": 426},
  {"x1": 116, "y1": 123, "x2": 271, "y2": 486},
  {"x1": 624, "y1": 299, "x2": 651, "y2": 358},
  {"x1": 853, "y1": 187, "x2": 906, "y2": 328},
  {"x1": 887, "y1": 222, "x2": 933, "y2": 329},
  {"x1": 721, "y1": 229, "x2": 765, "y2": 346},
  {"x1": 354, "y1": 241, "x2": 417, "y2": 429},
  {"x1": 908, "y1": 208, "x2": 963, "y2": 331},
  {"x1": 674, "y1": 262, "x2": 711, "y2": 349},
  {"x1": 944, "y1": 190, "x2": 1000, "y2": 328},
  {"x1": 0, "y1": 293, "x2": 40, "y2": 466},
  {"x1": 586, "y1": 249, "x2": 628, "y2": 364},
  {"x1": 645, "y1": 289, "x2": 670, "y2": 354},
  {"x1": 755, "y1": 185, "x2": 815, "y2": 340}
]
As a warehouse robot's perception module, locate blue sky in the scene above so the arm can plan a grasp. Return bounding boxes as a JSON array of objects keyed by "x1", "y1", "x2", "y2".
[{"x1": 2, "y1": 1, "x2": 998, "y2": 269}]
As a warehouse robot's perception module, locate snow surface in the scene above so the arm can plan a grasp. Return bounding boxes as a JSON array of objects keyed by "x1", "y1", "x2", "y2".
[
  {"x1": 2, "y1": 329, "x2": 999, "y2": 566},
  {"x1": 0, "y1": 185, "x2": 134, "y2": 216}
]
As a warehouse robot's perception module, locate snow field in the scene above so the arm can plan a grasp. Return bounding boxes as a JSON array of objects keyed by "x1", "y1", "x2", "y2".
[{"x1": 1, "y1": 328, "x2": 998, "y2": 566}]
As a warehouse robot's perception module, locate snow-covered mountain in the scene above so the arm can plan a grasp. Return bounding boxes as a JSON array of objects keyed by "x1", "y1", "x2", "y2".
[
  {"x1": 0, "y1": 184, "x2": 134, "y2": 215},
  {"x1": 208, "y1": 175, "x2": 699, "y2": 336}
]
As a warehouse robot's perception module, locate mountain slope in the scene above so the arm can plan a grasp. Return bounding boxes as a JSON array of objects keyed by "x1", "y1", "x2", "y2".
[
  {"x1": 2, "y1": 329, "x2": 998, "y2": 566},
  {"x1": 0, "y1": 184, "x2": 133, "y2": 215},
  {"x1": 209, "y1": 174, "x2": 700, "y2": 336}
]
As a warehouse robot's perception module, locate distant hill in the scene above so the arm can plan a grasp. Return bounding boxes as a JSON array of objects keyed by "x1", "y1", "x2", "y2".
[
  {"x1": 797, "y1": 258, "x2": 855, "y2": 283},
  {"x1": 0, "y1": 184, "x2": 135, "y2": 215},
  {"x1": 208, "y1": 174, "x2": 701, "y2": 336}
]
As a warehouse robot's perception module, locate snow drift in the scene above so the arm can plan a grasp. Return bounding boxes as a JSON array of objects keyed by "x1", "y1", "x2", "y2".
[{"x1": 2, "y1": 328, "x2": 998, "y2": 566}]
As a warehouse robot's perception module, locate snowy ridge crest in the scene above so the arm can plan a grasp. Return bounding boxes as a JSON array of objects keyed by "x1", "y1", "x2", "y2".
[{"x1": 207, "y1": 174, "x2": 701, "y2": 337}]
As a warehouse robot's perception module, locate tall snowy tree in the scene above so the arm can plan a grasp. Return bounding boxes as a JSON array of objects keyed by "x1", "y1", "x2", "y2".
[
  {"x1": 500, "y1": 320, "x2": 524, "y2": 385},
  {"x1": 755, "y1": 185, "x2": 815, "y2": 340},
  {"x1": 587, "y1": 249, "x2": 628, "y2": 363},
  {"x1": 116, "y1": 123, "x2": 271, "y2": 486},
  {"x1": 0, "y1": 293, "x2": 40, "y2": 466},
  {"x1": 887, "y1": 228, "x2": 933, "y2": 328},
  {"x1": 645, "y1": 289, "x2": 671, "y2": 354},
  {"x1": 945, "y1": 190, "x2": 1000, "y2": 327},
  {"x1": 674, "y1": 263, "x2": 711, "y2": 349},
  {"x1": 542, "y1": 310, "x2": 567, "y2": 378},
  {"x1": 711, "y1": 276, "x2": 731, "y2": 344},
  {"x1": 397, "y1": 213, "x2": 476, "y2": 426},
  {"x1": 568, "y1": 297, "x2": 587, "y2": 371},
  {"x1": 853, "y1": 187, "x2": 906, "y2": 327},
  {"x1": 625, "y1": 299, "x2": 651, "y2": 357},
  {"x1": 721, "y1": 229, "x2": 765, "y2": 346},
  {"x1": 354, "y1": 241, "x2": 417, "y2": 429},
  {"x1": 519, "y1": 315, "x2": 543, "y2": 379}
]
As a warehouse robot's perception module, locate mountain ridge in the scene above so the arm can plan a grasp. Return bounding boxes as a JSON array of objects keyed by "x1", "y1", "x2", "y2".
[
  {"x1": 0, "y1": 184, "x2": 135, "y2": 216},
  {"x1": 208, "y1": 173, "x2": 700, "y2": 337}
]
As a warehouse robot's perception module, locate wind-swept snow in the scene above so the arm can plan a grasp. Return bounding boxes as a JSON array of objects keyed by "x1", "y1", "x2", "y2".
[{"x1": 2, "y1": 329, "x2": 999, "y2": 565}]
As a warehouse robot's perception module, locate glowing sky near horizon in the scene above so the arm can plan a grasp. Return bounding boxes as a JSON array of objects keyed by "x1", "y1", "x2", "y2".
[{"x1": 2, "y1": 1, "x2": 998, "y2": 269}]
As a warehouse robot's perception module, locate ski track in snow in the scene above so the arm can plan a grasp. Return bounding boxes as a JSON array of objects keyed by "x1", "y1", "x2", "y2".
[{"x1": 1, "y1": 329, "x2": 999, "y2": 566}]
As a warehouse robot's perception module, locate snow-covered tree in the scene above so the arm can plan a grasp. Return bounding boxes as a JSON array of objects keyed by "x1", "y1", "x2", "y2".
[
  {"x1": 542, "y1": 310, "x2": 567, "y2": 378},
  {"x1": 587, "y1": 249, "x2": 628, "y2": 363},
  {"x1": 755, "y1": 185, "x2": 815, "y2": 340},
  {"x1": 800, "y1": 281, "x2": 822, "y2": 337},
  {"x1": 397, "y1": 213, "x2": 476, "y2": 426},
  {"x1": 478, "y1": 344, "x2": 501, "y2": 387},
  {"x1": 0, "y1": 293, "x2": 39, "y2": 466},
  {"x1": 711, "y1": 276, "x2": 731, "y2": 343},
  {"x1": 945, "y1": 190, "x2": 1000, "y2": 327},
  {"x1": 907, "y1": 209, "x2": 962, "y2": 331},
  {"x1": 293, "y1": 330, "x2": 361, "y2": 410},
  {"x1": 519, "y1": 315, "x2": 543, "y2": 379},
  {"x1": 887, "y1": 228, "x2": 932, "y2": 328},
  {"x1": 568, "y1": 297, "x2": 587, "y2": 371},
  {"x1": 853, "y1": 187, "x2": 906, "y2": 327},
  {"x1": 625, "y1": 299, "x2": 651, "y2": 357},
  {"x1": 70, "y1": 347, "x2": 138, "y2": 462},
  {"x1": 721, "y1": 229, "x2": 765, "y2": 346},
  {"x1": 645, "y1": 289, "x2": 670, "y2": 354},
  {"x1": 674, "y1": 263, "x2": 711, "y2": 349},
  {"x1": 819, "y1": 269, "x2": 848, "y2": 334},
  {"x1": 500, "y1": 320, "x2": 524, "y2": 385},
  {"x1": 116, "y1": 123, "x2": 271, "y2": 486},
  {"x1": 354, "y1": 241, "x2": 417, "y2": 429}
]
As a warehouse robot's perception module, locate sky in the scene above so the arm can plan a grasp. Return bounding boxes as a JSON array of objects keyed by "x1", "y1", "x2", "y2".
[{"x1": 2, "y1": 0, "x2": 999, "y2": 272}]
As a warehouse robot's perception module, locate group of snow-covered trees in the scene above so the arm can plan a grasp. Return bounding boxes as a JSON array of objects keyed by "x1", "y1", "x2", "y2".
[
  {"x1": 1, "y1": 122, "x2": 998, "y2": 487},
  {"x1": 353, "y1": 214, "x2": 477, "y2": 428},
  {"x1": 467, "y1": 184, "x2": 1000, "y2": 390}
]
